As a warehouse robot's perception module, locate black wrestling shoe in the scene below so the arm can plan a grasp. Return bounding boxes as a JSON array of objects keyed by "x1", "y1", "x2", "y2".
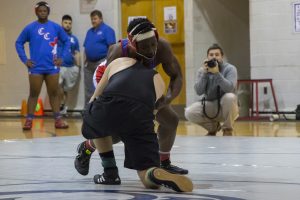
[
  {"x1": 74, "y1": 142, "x2": 92, "y2": 176},
  {"x1": 161, "y1": 159, "x2": 189, "y2": 175},
  {"x1": 94, "y1": 168, "x2": 121, "y2": 185},
  {"x1": 148, "y1": 168, "x2": 193, "y2": 192}
]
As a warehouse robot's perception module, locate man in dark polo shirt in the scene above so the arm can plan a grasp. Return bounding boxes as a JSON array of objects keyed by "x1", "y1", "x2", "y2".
[{"x1": 83, "y1": 10, "x2": 116, "y2": 104}]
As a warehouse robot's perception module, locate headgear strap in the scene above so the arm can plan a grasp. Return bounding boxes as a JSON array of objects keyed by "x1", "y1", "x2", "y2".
[
  {"x1": 35, "y1": 1, "x2": 50, "y2": 13},
  {"x1": 134, "y1": 30, "x2": 155, "y2": 42},
  {"x1": 129, "y1": 22, "x2": 149, "y2": 35},
  {"x1": 127, "y1": 19, "x2": 159, "y2": 49}
]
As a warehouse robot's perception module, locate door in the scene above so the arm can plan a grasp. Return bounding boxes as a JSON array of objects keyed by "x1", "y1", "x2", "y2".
[{"x1": 121, "y1": 0, "x2": 186, "y2": 107}]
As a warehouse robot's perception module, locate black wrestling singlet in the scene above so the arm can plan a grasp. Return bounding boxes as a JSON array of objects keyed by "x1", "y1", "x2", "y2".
[
  {"x1": 103, "y1": 62, "x2": 157, "y2": 110},
  {"x1": 82, "y1": 61, "x2": 158, "y2": 139}
]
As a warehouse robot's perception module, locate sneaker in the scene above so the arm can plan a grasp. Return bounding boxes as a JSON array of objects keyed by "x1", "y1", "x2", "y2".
[
  {"x1": 205, "y1": 122, "x2": 221, "y2": 136},
  {"x1": 94, "y1": 168, "x2": 121, "y2": 185},
  {"x1": 94, "y1": 173, "x2": 121, "y2": 185},
  {"x1": 161, "y1": 159, "x2": 188, "y2": 175},
  {"x1": 55, "y1": 118, "x2": 69, "y2": 129},
  {"x1": 206, "y1": 131, "x2": 217, "y2": 136},
  {"x1": 74, "y1": 142, "x2": 92, "y2": 176},
  {"x1": 223, "y1": 128, "x2": 233, "y2": 136},
  {"x1": 23, "y1": 118, "x2": 33, "y2": 130},
  {"x1": 148, "y1": 167, "x2": 193, "y2": 192},
  {"x1": 60, "y1": 105, "x2": 68, "y2": 116},
  {"x1": 59, "y1": 104, "x2": 65, "y2": 112}
]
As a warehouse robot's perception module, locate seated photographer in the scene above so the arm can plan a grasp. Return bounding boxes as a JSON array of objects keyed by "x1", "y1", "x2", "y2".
[{"x1": 185, "y1": 44, "x2": 239, "y2": 136}]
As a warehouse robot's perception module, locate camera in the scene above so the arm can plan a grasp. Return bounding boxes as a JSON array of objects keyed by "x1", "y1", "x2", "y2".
[{"x1": 205, "y1": 58, "x2": 218, "y2": 68}]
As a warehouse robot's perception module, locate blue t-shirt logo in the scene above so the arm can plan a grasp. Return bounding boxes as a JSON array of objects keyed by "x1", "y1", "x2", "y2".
[
  {"x1": 97, "y1": 31, "x2": 102, "y2": 35},
  {"x1": 38, "y1": 27, "x2": 51, "y2": 40},
  {"x1": 49, "y1": 37, "x2": 58, "y2": 57},
  {"x1": 70, "y1": 37, "x2": 75, "y2": 44}
]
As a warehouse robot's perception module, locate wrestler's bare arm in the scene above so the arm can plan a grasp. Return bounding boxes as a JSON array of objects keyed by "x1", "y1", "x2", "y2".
[
  {"x1": 90, "y1": 43, "x2": 124, "y2": 101},
  {"x1": 106, "y1": 43, "x2": 123, "y2": 65},
  {"x1": 90, "y1": 58, "x2": 137, "y2": 102},
  {"x1": 90, "y1": 44, "x2": 121, "y2": 102},
  {"x1": 157, "y1": 39, "x2": 183, "y2": 103}
]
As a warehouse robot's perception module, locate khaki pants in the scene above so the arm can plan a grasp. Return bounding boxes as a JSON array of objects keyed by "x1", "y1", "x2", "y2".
[
  {"x1": 84, "y1": 59, "x2": 104, "y2": 104},
  {"x1": 185, "y1": 93, "x2": 239, "y2": 132},
  {"x1": 59, "y1": 66, "x2": 80, "y2": 91}
]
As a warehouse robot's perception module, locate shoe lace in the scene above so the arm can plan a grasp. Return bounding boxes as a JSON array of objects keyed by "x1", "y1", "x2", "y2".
[
  {"x1": 169, "y1": 164, "x2": 181, "y2": 170},
  {"x1": 161, "y1": 183, "x2": 171, "y2": 189},
  {"x1": 56, "y1": 118, "x2": 68, "y2": 127},
  {"x1": 162, "y1": 163, "x2": 177, "y2": 169},
  {"x1": 162, "y1": 163, "x2": 188, "y2": 174},
  {"x1": 77, "y1": 152, "x2": 90, "y2": 165},
  {"x1": 56, "y1": 118, "x2": 64, "y2": 123},
  {"x1": 24, "y1": 119, "x2": 32, "y2": 126},
  {"x1": 25, "y1": 120, "x2": 31, "y2": 125}
]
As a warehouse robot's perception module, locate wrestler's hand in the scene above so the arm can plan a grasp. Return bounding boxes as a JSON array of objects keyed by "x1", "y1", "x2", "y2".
[
  {"x1": 54, "y1": 58, "x2": 63, "y2": 67},
  {"x1": 25, "y1": 59, "x2": 35, "y2": 68}
]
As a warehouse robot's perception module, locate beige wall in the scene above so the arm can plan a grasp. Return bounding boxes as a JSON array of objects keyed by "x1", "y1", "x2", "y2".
[
  {"x1": 185, "y1": 0, "x2": 250, "y2": 105},
  {"x1": 0, "y1": 0, "x2": 120, "y2": 110},
  {"x1": 1, "y1": 0, "x2": 251, "y2": 111},
  {"x1": 250, "y1": 0, "x2": 300, "y2": 111}
]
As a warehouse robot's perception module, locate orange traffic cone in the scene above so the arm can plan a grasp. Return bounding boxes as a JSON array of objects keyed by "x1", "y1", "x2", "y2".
[
  {"x1": 20, "y1": 99, "x2": 27, "y2": 117},
  {"x1": 34, "y1": 98, "x2": 44, "y2": 116}
]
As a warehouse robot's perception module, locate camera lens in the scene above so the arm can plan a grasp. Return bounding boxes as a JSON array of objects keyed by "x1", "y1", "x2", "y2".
[{"x1": 206, "y1": 59, "x2": 217, "y2": 68}]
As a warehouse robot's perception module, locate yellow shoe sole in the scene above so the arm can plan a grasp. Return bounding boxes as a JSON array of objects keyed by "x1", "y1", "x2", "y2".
[{"x1": 152, "y1": 168, "x2": 193, "y2": 192}]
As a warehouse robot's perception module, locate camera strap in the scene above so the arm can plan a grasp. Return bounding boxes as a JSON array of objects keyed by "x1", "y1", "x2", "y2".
[{"x1": 202, "y1": 85, "x2": 221, "y2": 120}]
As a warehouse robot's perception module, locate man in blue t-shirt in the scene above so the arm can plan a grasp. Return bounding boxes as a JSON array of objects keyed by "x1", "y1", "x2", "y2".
[
  {"x1": 57, "y1": 15, "x2": 81, "y2": 115},
  {"x1": 83, "y1": 10, "x2": 116, "y2": 104},
  {"x1": 15, "y1": 1, "x2": 70, "y2": 130}
]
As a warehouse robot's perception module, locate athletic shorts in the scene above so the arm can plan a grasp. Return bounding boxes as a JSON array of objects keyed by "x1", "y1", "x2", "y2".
[
  {"x1": 29, "y1": 67, "x2": 60, "y2": 75},
  {"x1": 59, "y1": 66, "x2": 80, "y2": 91},
  {"x1": 81, "y1": 95, "x2": 159, "y2": 170}
]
